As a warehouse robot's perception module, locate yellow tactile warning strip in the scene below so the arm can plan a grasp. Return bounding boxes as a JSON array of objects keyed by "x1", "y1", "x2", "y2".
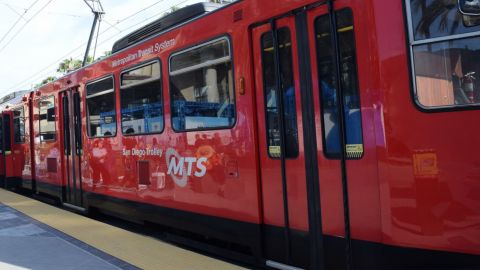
[{"x1": 0, "y1": 189, "x2": 247, "y2": 270}]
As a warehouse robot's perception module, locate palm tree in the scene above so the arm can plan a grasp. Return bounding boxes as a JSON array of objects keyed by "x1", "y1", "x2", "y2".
[
  {"x1": 57, "y1": 57, "x2": 94, "y2": 74},
  {"x1": 57, "y1": 58, "x2": 82, "y2": 74}
]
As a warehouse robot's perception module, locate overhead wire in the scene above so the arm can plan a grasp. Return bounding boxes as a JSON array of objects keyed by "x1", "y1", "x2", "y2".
[
  {"x1": 108, "y1": 0, "x2": 166, "y2": 28},
  {"x1": 3, "y1": 4, "x2": 28, "y2": 21},
  {"x1": 2, "y1": 2, "x2": 88, "y2": 19},
  {"x1": 0, "y1": 0, "x2": 55, "y2": 55},
  {"x1": 102, "y1": 19, "x2": 122, "y2": 33},
  {"x1": 7, "y1": 0, "x2": 191, "y2": 91},
  {"x1": 0, "y1": 0, "x2": 42, "y2": 46},
  {"x1": 94, "y1": 0, "x2": 190, "y2": 48}
]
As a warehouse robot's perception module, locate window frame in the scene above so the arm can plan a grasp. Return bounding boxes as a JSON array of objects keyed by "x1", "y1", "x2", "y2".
[
  {"x1": 13, "y1": 106, "x2": 26, "y2": 144},
  {"x1": 168, "y1": 34, "x2": 237, "y2": 133},
  {"x1": 119, "y1": 58, "x2": 164, "y2": 136},
  {"x1": 38, "y1": 95, "x2": 57, "y2": 142},
  {"x1": 85, "y1": 75, "x2": 117, "y2": 138},
  {"x1": 404, "y1": 0, "x2": 480, "y2": 112}
]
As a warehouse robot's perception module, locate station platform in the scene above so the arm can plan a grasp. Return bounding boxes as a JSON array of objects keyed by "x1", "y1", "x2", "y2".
[{"x1": 0, "y1": 189, "x2": 246, "y2": 270}]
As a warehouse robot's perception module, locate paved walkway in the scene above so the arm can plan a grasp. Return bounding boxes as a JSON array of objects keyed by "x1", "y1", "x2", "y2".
[
  {"x1": 0, "y1": 203, "x2": 138, "y2": 270},
  {"x1": 0, "y1": 189, "x2": 246, "y2": 270}
]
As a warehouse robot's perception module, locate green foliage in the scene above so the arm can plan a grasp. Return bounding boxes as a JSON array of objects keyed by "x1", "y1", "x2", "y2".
[
  {"x1": 57, "y1": 58, "x2": 84, "y2": 74},
  {"x1": 95, "y1": 50, "x2": 112, "y2": 61},
  {"x1": 35, "y1": 76, "x2": 56, "y2": 88}
]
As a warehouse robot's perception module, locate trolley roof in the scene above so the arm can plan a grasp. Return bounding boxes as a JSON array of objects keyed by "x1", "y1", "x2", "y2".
[{"x1": 112, "y1": 2, "x2": 223, "y2": 53}]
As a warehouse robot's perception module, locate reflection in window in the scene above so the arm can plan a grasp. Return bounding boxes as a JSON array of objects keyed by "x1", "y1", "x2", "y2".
[
  {"x1": 407, "y1": 0, "x2": 480, "y2": 108},
  {"x1": 413, "y1": 38, "x2": 480, "y2": 106},
  {"x1": 261, "y1": 28, "x2": 299, "y2": 158},
  {"x1": 13, "y1": 107, "x2": 25, "y2": 143},
  {"x1": 39, "y1": 96, "x2": 56, "y2": 141},
  {"x1": 121, "y1": 61, "x2": 163, "y2": 135},
  {"x1": 0, "y1": 119, "x2": 3, "y2": 152},
  {"x1": 86, "y1": 77, "x2": 116, "y2": 137},
  {"x1": 409, "y1": 0, "x2": 480, "y2": 41},
  {"x1": 3, "y1": 115, "x2": 11, "y2": 152},
  {"x1": 169, "y1": 37, "x2": 235, "y2": 131},
  {"x1": 315, "y1": 9, "x2": 363, "y2": 159}
]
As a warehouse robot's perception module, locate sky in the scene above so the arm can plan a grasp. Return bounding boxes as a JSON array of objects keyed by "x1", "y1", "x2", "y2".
[{"x1": 0, "y1": 0, "x2": 205, "y2": 97}]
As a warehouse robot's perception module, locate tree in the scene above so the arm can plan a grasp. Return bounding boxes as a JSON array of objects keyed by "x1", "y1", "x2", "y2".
[
  {"x1": 163, "y1": 6, "x2": 180, "y2": 16},
  {"x1": 35, "y1": 76, "x2": 57, "y2": 88},
  {"x1": 57, "y1": 58, "x2": 84, "y2": 74},
  {"x1": 95, "y1": 50, "x2": 112, "y2": 61}
]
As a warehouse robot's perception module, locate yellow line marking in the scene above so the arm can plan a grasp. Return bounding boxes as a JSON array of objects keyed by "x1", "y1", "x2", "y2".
[{"x1": 0, "y1": 189, "x2": 247, "y2": 270}]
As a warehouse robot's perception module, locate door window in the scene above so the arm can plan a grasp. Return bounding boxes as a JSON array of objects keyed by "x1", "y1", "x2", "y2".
[
  {"x1": 4, "y1": 115, "x2": 11, "y2": 152},
  {"x1": 0, "y1": 118, "x2": 3, "y2": 153},
  {"x1": 261, "y1": 28, "x2": 299, "y2": 158},
  {"x1": 315, "y1": 8, "x2": 363, "y2": 159},
  {"x1": 13, "y1": 107, "x2": 25, "y2": 144}
]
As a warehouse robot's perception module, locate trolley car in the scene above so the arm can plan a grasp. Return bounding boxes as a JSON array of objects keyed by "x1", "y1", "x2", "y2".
[{"x1": 0, "y1": 0, "x2": 479, "y2": 269}]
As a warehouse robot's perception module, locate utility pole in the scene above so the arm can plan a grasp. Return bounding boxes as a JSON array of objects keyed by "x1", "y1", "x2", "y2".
[{"x1": 82, "y1": 0, "x2": 105, "y2": 67}]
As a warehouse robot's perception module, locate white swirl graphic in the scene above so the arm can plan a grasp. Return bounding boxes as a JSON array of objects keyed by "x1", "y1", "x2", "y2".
[{"x1": 165, "y1": 148, "x2": 188, "y2": 187}]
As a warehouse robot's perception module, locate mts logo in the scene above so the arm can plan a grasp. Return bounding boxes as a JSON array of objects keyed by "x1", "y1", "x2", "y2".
[{"x1": 166, "y1": 148, "x2": 207, "y2": 187}]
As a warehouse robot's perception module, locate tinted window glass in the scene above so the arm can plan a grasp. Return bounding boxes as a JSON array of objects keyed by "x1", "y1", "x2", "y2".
[
  {"x1": 170, "y1": 39, "x2": 230, "y2": 72},
  {"x1": 413, "y1": 37, "x2": 480, "y2": 107},
  {"x1": 0, "y1": 118, "x2": 3, "y2": 151},
  {"x1": 3, "y1": 115, "x2": 11, "y2": 152},
  {"x1": 409, "y1": 0, "x2": 480, "y2": 41},
  {"x1": 121, "y1": 61, "x2": 163, "y2": 135},
  {"x1": 315, "y1": 9, "x2": 364, "y2": 159},
  {"x1": 261, "y1": 28, "x2": 299, "y2": 158},
  {"x1": 86, "y1": 77, "x2": 116, "y2": 137},
  {"x1": 13, "y1": 107, "x2": 25, "y2": 143},
  {"x1": 73, "y1": 92, "x2": 82, "y2": 154},
  {"x1": 407, "y1": 1, "x2": 480, "y2": 108},
  {"x1": 39, "y1": 96, "x2": 56, "y2": 141},
  {"x1": 87, "y1": 77, "x2": 114, "y2": 96},
  {"x1": 170, "y1": 37, "x2": 235, "y2": 131}
]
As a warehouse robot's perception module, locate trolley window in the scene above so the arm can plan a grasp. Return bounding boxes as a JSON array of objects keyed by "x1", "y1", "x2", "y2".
[
  {"x1": 120, "y1": 61, "x2": 163, "y2": 135},
  {"x1": 13, "y1": 107, "x2": 25, "y2": 143},
  {"x1": 408, "y1": 0, "x2": 480, "y2": 41},
  {"x1": 261, "y1": 28, "x2": 299, "y2": 158},
  {"x1": 86, "y1": 77, "x2": 116, "y2": 137},
  {"x1": 39, "y1": 96, "x2": 56, "y2": 141},
  {"x1": 169, "y1": 37, "x2": 235, "y2": 131},
  {"x1": 315, "y1": 9, "x2": 364, "y2": 159},
  {"x1": 406, "y1": 0, "x2": 480, "y2": 108}
]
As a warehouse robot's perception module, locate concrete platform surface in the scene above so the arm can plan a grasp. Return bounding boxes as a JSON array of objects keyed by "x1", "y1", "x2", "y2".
[{"x1": 0, "y1": 189, "x2": 246, "y2": 270}]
